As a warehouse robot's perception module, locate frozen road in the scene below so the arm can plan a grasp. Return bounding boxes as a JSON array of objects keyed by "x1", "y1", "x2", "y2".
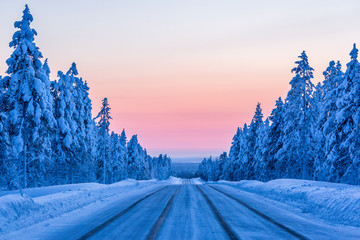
[{"x1": 73, "y1": 180, "x2": 360, "y2": 240}]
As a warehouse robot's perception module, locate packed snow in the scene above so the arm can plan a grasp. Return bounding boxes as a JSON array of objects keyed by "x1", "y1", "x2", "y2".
[
  {"x1": 216, "y1": 179, "x2": 360, "y2": 227},
  {"x1": 0, "y1": 179, "x2": 167, "y2": 236}
]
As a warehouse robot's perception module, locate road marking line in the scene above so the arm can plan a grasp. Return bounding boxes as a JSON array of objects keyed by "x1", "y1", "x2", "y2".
[
  {"x1": 146, "y1": 185, "x2": 182, "y2": 240},
  {"x1": 209, "y1": 185, "x2": 308, "y2": 240},
  {"x1": 196, "y1": 185, "x2": 240, "y2": 240},
  {"x1": 77, "y1": 186, "x2": 168, "y2": 240}
]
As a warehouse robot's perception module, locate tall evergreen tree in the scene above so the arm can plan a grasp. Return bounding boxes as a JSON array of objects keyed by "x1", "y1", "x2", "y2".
[
  {"x1": 245, "y1": 103, "x2": 263, "y2": 179},
  {"x1": 119, "y1": 129, "x2": 128, "y2": 180},
  {"x1": 264, "y1": 97, "x2": 285, "y2": 180},
  {"x1": 254, "y1": 118, "x2": 269, "y2": 180},
  {"x1": 127, "y1": 135, "x2": 145, "y2": 179},
  {"x1": 67, "y1": 63, "x2": 96, "y2": 182},
  {"x1": 277, "y1": 51, "x2": 315, "y2": 179},
  {"x1": 226, "y1": 127, "x2": 241, "y2": 180},
  {"x1": 51, "y1": 70, "x2": 77, "y2": 184},
  {"x1": 95, "y1": 98, "x2": 112, "y2": 183},
  {"x1": 315, "y1": 61, "x2": 343, "y2": 181},
  {"x1": 2, "y1": 5, "x2": 55, "y2": 187},
  {"x1": 340, "y1": 44, "x2": 360, "y2": 184}
]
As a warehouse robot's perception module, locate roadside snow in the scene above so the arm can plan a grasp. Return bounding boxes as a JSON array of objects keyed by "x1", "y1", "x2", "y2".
[
  {"x1": 192, "y1": 178, "x2": 204, "y2": 185},
  {"x1": 216, "y1": 179, "x2": 360, "y2": 227},
  {"x1": 167, "y1": 176, "x2": 183, "y2": 184},
  {"x1": 0, "y1": 183, "x2": 101, "y2": 198},
  {"x1": 0, "y1": 179, "x2": 163, "y2": 235}
]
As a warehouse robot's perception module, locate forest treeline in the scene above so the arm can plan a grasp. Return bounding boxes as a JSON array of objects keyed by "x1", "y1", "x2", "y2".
[
  {"x1": 0, "y1": 6, "x2": 171, "y2": 190},
  {"x1": 200, "y1": 46, "x2": 360, "y2": 185}
]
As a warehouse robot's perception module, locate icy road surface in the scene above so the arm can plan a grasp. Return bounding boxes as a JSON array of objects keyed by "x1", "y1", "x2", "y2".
[{"x1": 2, "y1": 179, "x2": 360, "y2": 240}]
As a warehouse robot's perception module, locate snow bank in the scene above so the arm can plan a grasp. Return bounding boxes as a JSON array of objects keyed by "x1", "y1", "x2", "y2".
[
  {"x1": 217, "y1": 179, "x2": 360, "y2": 227},
  {"x1": 0, "y1": 179, "x2": 161, "y2": 235},
  {"x1": 0, "y1": 183, "x2": 101, "y2": 198},
  {"x1": 166, "y1": 176, "x2": 183, "y2": 184},
  {"x1": 192, "y1": 178, "x2": 204, "y2": 185}
]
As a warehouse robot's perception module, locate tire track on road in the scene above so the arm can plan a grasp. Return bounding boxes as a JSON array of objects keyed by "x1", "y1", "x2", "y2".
[
  {"x1": 196, "y1": 185, "x2": 240, "y2": 240},
  {"x1": 209, "y1": 185, "x2": 308, "y2": 240},
  {"x1": 146, "y1": 185, "x2": 182, "y2": 240},
  {"x1": 77, "y1": 186, "x2": 168, "y2": 240}
]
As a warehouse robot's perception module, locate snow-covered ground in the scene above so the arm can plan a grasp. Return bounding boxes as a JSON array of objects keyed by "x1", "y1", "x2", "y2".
[
  {"x1": 0, "y1": 179, "x2": 170, "y2": 237},
  {"x1": 2, "y1": 177, "x2": 360, "y2": 240},
  {"x1": 215, "y1": 179, "x2": 360, "y2": 227}
]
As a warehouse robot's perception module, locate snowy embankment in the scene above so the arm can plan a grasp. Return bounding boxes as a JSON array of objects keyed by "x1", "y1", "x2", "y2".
[
  {"x1": 217, "y1": 179, "x2": 360, "y2": 227},
  {"x1": 0, "y1": 179, "x2": 169, "y2": 235}
]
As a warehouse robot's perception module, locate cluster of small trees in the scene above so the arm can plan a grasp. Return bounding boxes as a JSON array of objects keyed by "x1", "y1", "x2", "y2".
[
  {"x1": 0, "y1": 6, "x2": 171, "y2": 190},
  {"x1": 200, "y1": 46, "x2": 360, "y2": 185}
]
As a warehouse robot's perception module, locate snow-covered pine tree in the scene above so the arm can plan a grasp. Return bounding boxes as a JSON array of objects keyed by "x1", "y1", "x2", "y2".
[
  {"x1": 0, "y1": 112, "x2": 9, "y2": 188},
  {"x1": 312, "y1": 82, "x2": 325, "y2": 180},
  {"x1": 164, "y1": 154, "x2": 172, "y2": 179},
  {"x1": 66, "y1": 63, "x2": 96, "y2": 182},
  {"x1": 264, "y1": 97, "x2": 284, "y2": 180},
  {"x1": 144, "y1": 151, "x2": 153, "y2": 180},
  {"x1": 95, "y1": 97, "x2": 112, "y2": 183},
  {"x1": 217, "y1": 152, "x2": 228, "y2": 180},
  {"x1": 277, "y1": 51, "x2": 315, "y2": 179},
  {"x1": 236, "y1": 123, "x2": 249, "y2": 180},
  {"x1": 315, "y1": 61, "x2": 343, "y2": 181},
  {"x1": 198, "y1": 158, "x2": 208, "y2": 181},
  {"x1": 2, "y1": 5, "x2": 55, "y2": 188},
  {"x1": 199, "y1": 156, "x2": 220, "y2": 181},
  {"x1": 245, "y1": 103, "x2": 263, "y2": 179},
  {"x1": 341, "y1": 44, "x2": 360, "y2": 184},
  {"x1": 254, "y1": 117, "x2": 269, "y2": 180},
  {"x1": 225, "y1": 127, "x2": 241, "y2": 180},
  {"x1": 119, "y1": 129, "x2": 128, "y2": 180},
  {"x1": 127, "y1": 135, "x2": 143, "y2": 179},
  {"x1": 109, "y1": 132, "x2": 120, "y2": 183},
  {"x1": 51, "y1": 70, "x2": 77, "y2": 184},
  {"x1": 109, "y1": 131, "x2": 128, "y2": 183}
]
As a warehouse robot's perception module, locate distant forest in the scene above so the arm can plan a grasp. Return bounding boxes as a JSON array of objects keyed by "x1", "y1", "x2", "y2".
[{"x1": 171, "y1": 163, "x2": 199, "y2": 179}]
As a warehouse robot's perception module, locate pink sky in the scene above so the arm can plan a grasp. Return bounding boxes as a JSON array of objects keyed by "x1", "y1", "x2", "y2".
[{"x1": 1, "y1": 1, "x2": 360, "y2": 161}]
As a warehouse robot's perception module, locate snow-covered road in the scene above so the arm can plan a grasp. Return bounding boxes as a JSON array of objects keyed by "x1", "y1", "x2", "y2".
[
  {"x1": 2, "y1": 179, "x2": 360, "y2": 240},
  {"x1": 77, "y1": 180, "x2": 360, "y2": 240}
]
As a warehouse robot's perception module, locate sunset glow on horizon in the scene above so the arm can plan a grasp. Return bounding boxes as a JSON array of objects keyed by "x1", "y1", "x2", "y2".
[{"x1": 1, "y1": 0, "x2": 360, "y2": 161}]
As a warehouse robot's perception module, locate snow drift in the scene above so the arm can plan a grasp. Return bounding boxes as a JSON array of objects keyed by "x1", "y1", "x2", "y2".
[
  {"x1": 0, "y1": 179, "x2": 161, "y2": 235},
  {"x1": 217, "y1": 179, "x2": 360, "y2": 227}
]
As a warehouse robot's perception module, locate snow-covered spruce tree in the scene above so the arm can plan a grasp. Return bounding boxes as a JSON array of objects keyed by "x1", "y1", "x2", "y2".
[
  {"x1": 254, "y1": 118, "x2": 269, "y2": 180},
  {"x1": 119, "y1": 129, "x2": 128, "y2": 180},
  {"x1": 262, "y1": 97, "x2": 285, "y2": 180},
  {"x1": 66, "y1": 63, "x2": 97, "y2": 182},
  {"x1": 199, "y1": 156, "x2": 220, "y2": 181},
  {"x1": 311, "y1": 82, "x2": 325, "y2": 180},
  {"x1": 127, "y1": 135, "x2": 145, "y2": 179},
  {"x1": 276, "y1": 51, "x2": 316, "y2": 179},
  {"x1": 0, "y1": 111, "x2": 9, "y2": 188},
  {"x1": 336, "y1": 44, "x2": 360, "y2": 184},
  {"x1": 109, "y1": 132, "x2": 120, "y2": 183},
  {"x1": 235, "y1": 123, "x2": 249, "y2": 180},
  {"x1": 152, "y1": 154, "x2": 172, "y2": 180},
  {"x1": 198, "y1": 158, "x2": 208, "y2": 181},
  {"x1": 2, "y1": 5, "x2": 55, "y2": 188},
  {"x1": 110, "y1": 131, "x2": 128, "y2": 183},
  {"x1": 95, "y1": 98, "x2": 112, "y2": 183},
  {"x1": 51, "y1": 70, "x2": 77, "y2": 184},
  {"x1": 315, "y1": 61, "x2": 343, "y2": 181},
  {"x1": 144, "y1": 151, "x2": 153, "y2": 180},
  {"x1": 217, "y1": 152, "x2": 228, "y2": 180},
  {"x1": 245, "y1": 103, "x2": 263, "y2": 180},
  {"x1": 225, "y1": 127, "x2": 241, "y2": 180}
]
